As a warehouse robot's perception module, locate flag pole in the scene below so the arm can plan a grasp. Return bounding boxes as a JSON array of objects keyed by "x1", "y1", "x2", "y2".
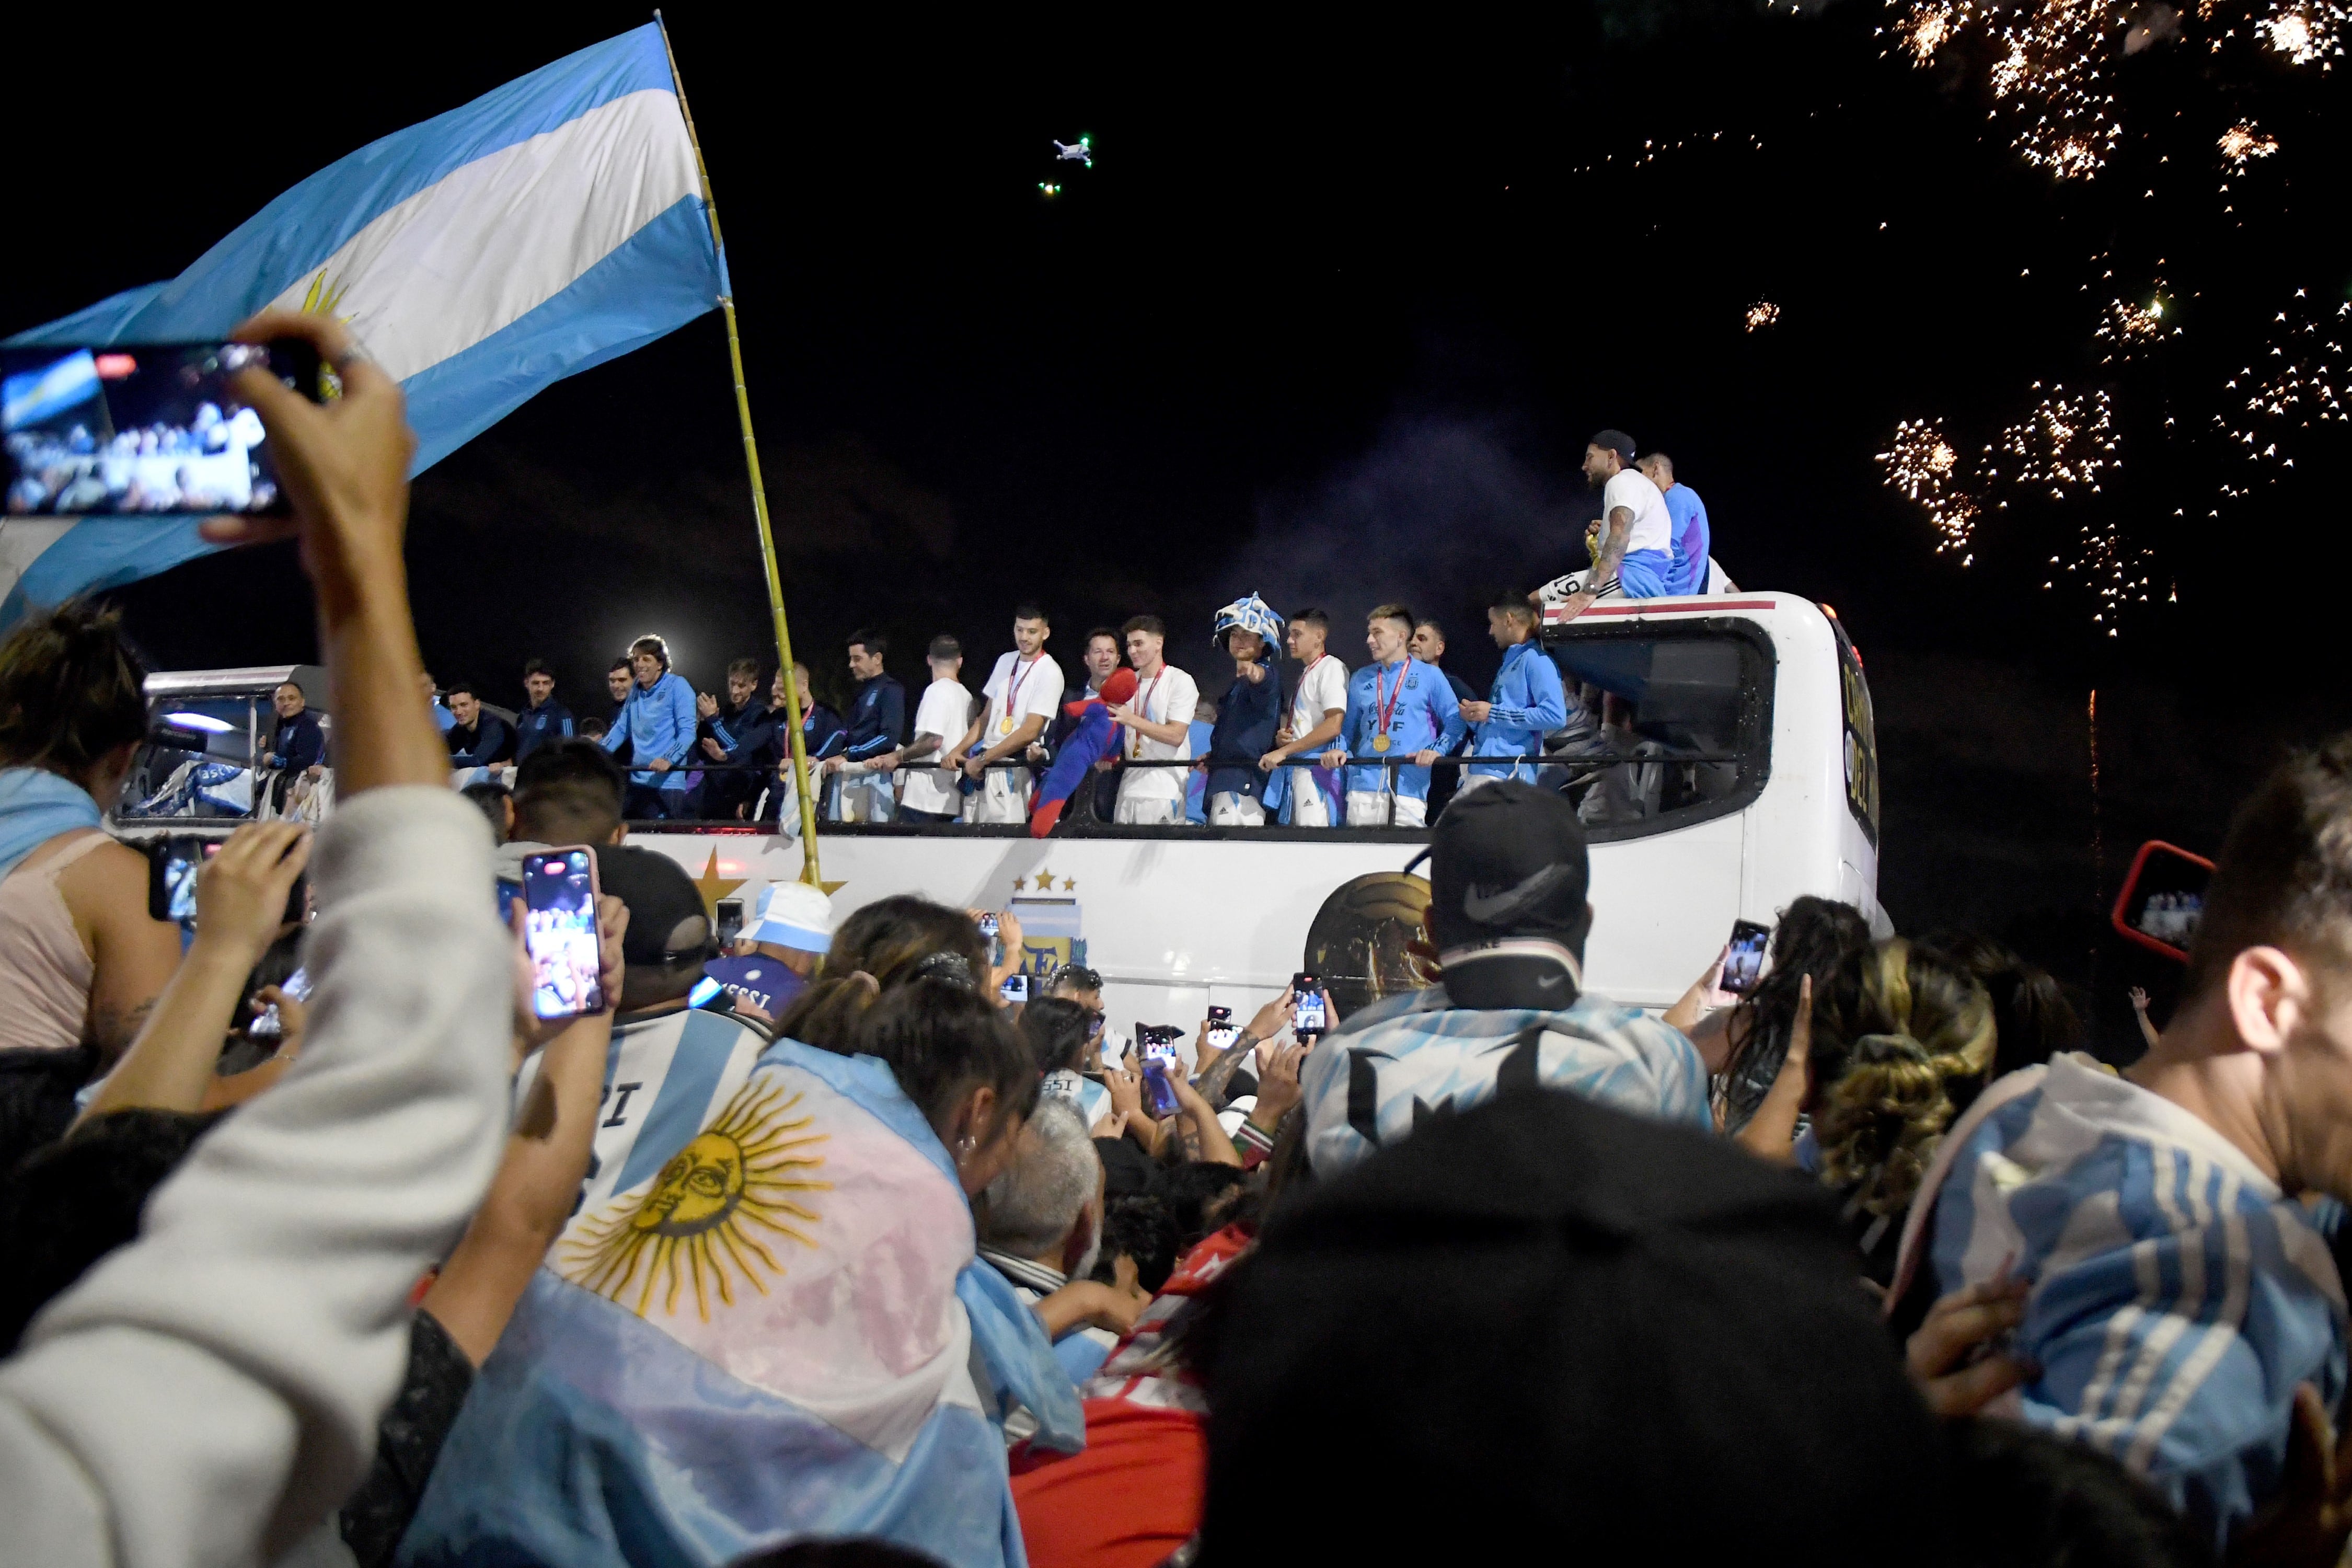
[{"x1": 654, "y1": 9, "x2": 825, "y2": 882}]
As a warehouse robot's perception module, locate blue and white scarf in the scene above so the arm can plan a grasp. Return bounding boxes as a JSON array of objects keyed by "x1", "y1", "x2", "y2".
[{"x1": 0, "y1": 767, "x2": 103, "y2": 883}]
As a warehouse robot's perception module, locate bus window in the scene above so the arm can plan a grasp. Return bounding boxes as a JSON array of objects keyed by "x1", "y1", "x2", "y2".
[
  {"x1": 1546, "y1": 624, "x2": 1772, "y2": 841},
  {"x1": 1834, "y1": 622, "x2": 1880, "y2": 846}
]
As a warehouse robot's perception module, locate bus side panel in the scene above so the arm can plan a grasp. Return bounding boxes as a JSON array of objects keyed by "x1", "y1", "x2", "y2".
[{"x1": 1740, "y1": 603, "x2": 1860, "y2": 937}]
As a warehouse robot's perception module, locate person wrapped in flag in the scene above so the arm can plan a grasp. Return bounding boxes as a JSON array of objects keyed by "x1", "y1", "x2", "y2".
[
  {"x1": 1030, "y1": 667, "x2": 1137, "y2": 838},
  {"x1": 400, "y1": 976, "x2": 1080, "y2": 1568}
]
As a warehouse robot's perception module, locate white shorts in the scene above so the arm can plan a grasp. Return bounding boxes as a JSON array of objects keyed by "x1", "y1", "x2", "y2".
[
  {"x1": 1287, "y1": 782, "x2": 1332, "y2": 827},
  {"x1": 1346, "y1": 790, "x2": 1425, "y2": 828},
  {"x1": 963, "y1": 770, "x2": 1031, "y2": 825},
  {"x1": 1114, "y1": 795, "x2": 1183, "y2": 826},
  {"x1": 1453, "y1": 771, "x2": 1503, "y2": 800},
  {"x1": 1208, "y1": 791, "x2": 1265, "y2": 827}
]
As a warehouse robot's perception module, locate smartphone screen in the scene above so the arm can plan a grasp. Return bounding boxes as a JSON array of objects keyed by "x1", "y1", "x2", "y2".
[
  {"x1": 523, "y1": 847, "x2": 604, "y2": 1020},
  {"x1": 148, "y1": 836, "x2": 306, "y2": 928},
  {"x1": 1141, "y1": 1039, "x2": 1181, "y2": 1117},
  {"x1": 1000, "y1": 972, "x2": 1030, "y2": 1004},
  {"x1": 687, "y1": 975, "x2": 725, "y2": 1010},
  {"x1": 716, "y1": 897, "x2": 744, "y2": 949},
  {"x1": 2114, "y1": 841, "x2": 2216, "y2": 960},
  {"x1": 1291, "y1": 973, "x2": 1327, "y2": 1035},
  {"x1": 5, "y1": 340, "x2": 323, "y2": 517},
  {"x1": 1721, "y1": 919, "x2": 1773, "y2": 996}
]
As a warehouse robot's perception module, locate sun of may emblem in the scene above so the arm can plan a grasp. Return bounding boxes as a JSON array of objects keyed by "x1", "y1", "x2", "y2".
[{"x1": 560, "y1": 1078, "x2": 830, "y2": 1322}]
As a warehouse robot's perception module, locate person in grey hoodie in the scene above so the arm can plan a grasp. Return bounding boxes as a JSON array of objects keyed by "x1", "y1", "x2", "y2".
[{"x1": 0, "y1": 308, "x2": 516, "y2": 1568}]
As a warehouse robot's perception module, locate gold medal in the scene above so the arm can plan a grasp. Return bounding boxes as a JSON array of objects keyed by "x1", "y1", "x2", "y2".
[
  {"x1": 999, "y1": 717, "x2": 1015, "y2": 736},
  {"x1": 1371, "y1": 734, "x2": 1391, "y2": 753}
]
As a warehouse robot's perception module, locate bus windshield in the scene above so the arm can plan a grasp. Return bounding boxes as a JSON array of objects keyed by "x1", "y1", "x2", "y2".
[{"x1": 1544, "y1": 622, "x2": 1772, "y2": 840}]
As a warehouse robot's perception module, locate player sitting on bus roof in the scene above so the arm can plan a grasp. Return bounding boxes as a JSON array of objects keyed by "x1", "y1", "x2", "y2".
[{"x1": 1297, "y1": 779, "x2": 1710, "y2": 1175}]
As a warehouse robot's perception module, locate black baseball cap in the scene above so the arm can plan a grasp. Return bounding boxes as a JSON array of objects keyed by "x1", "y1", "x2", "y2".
[
  {"x1": 1414, "y1": 780, "x2": 1592, "y2": 957},
  {"x1": 592, "y1": 845, "x2": 714, "y2": 967},
  {"x1": 1590, "y1": 428, "x2": 1638, "y2": 462}
]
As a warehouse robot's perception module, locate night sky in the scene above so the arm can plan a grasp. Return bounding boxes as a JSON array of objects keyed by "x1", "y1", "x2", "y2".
[{"x1": 11, "y1": 2, "x2": 2348, "y2": 1047}]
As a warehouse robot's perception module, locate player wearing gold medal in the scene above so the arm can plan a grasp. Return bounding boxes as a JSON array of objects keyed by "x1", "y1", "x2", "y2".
[
  {"x1": 1320, "y1": 603, "x2": 1466, "y2": 829},
  {"x1": 943, "y1": 604, "x2": 1066, "y2": 825}
]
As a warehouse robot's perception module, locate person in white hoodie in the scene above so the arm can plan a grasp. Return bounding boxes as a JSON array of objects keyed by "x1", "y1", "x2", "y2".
[{"x1": 0, "y1": 308, "x2": 516, "y2": 1568}]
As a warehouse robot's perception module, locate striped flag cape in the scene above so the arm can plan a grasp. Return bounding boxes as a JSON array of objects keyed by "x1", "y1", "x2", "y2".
[
  {"x1": 3, "y1": 23, "x2": 722, "y2": 625},
  {"x1": 399, "y1": 1036, "x2": 1081, "y2": 1568}
]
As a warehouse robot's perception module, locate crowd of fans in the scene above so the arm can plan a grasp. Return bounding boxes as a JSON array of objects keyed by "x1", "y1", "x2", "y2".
[{"x1": 6, "y1": 320, "x2": 2349, "y2": 1568}]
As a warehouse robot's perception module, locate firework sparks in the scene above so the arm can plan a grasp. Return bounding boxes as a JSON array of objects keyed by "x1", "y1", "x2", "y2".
[
  {"x1": 2054, "y1": 513, "x2": 2154, "y2": 635},
  {"x1": 1892, "y1": 0, "x2": 2123, "y2": 178},
  {"x1": 2094, "y1": 295, "x2": 2177, "y2": 362},
  {"x1": 1877, "y1": 417, "x2": 1985, "y2": 555},
  {"x1": 1987, "y1": 384, "x2": 2119, "y2": 500},
  {"x1": 2218, "y1": 120, "x2": 2280, "y2": 162},
  {"x1": 2217, "y1": 292, "x2": 2350, "y2": 469},
  {"x1": 1745, "y1": 300, "x2": 1782, "y2": 331},
  {"x1": 2264, "y1": 5, "x2": 2347, "y2": 63}
]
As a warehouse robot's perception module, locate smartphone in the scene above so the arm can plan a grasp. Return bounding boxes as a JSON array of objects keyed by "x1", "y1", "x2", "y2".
[
  {"x1": 1291, "y1": 972, "x2": 1328, "y2": 1036},
  {"x1": 2113, "y1": 840, "x2": 2215, "y2": 962},
  {"x1": 1721, "y1": 918, "x2": 1773, "y2": 996},
  {"x1": 1000, "y1": 972, "x2": 1030, "y2": 1005},
  {"x1": 1139, "y1": 1026, "x2": 1183, "y2": 1118},
  {"x1": 687, "y1": 975, "x2": 727, "y2": 1010},
  {"x1": 248, "y1": 963, "x2": 312, "y2": 1040},
  {"x1": 716, "y1": 897, "x2": 745, "y2": 949},
  {"x1": 522, "y1": 847, "x2": 605, "y2": 1021},
  {"x1": 5, "y1": 340, "x2": 324, "y2": 517},
  {"x1": 147, "y1": 836, "x2": 307, "y2": 927},
  {"x1": 977, "y1": 912, "x2": 1001, "y2": 966},
  {"x1": 1205, "y1": 1003, "x2": 1237, "y2": 1052}
]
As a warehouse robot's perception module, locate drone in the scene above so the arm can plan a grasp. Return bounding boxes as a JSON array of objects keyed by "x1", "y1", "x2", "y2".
[{"x1": 1052, "y1": 136, "x2": 1093, "y2": 167}]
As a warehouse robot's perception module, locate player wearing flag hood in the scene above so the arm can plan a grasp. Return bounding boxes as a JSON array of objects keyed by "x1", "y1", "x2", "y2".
[{"x1": 1205, "y1": 593, "x2": 1284, "y2": 827}]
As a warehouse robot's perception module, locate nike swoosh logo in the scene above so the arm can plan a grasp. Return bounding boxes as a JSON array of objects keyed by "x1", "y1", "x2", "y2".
[
  {"x1": 1534, "y1": 972, "x2": 1565, "y2": 989},
  {"x1": 1461, "y1": 863, "x2": 1573, "y2": 923}
]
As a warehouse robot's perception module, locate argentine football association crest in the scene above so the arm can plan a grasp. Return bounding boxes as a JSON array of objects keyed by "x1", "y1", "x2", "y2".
[{"x1": 560, "y1": 1077, "x2": 831, "y2": 1322}]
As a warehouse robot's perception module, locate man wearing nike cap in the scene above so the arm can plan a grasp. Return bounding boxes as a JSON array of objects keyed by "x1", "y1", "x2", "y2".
[{"x1": 1295, "y1": 780, "x2": 1710, "y2": 1175}]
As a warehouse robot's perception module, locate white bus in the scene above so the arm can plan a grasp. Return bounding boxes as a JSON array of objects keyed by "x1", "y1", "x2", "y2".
[{"x1": 123, "y1": 591, "x2": 1881, "y2": 1039}]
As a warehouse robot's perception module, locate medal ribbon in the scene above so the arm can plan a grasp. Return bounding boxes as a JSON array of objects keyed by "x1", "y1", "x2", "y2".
[
  {"x1": 1128, "y1": 670, "x2": 1163, "y2": 758},
  {"x1": 1373, "y1": 657, "x2": 1411, "y2": 743},
  {"x1": 1001, "y1": 655, "x2": 1040, "y2": 730}
]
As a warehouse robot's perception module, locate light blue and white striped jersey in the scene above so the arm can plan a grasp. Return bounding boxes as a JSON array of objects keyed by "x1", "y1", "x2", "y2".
[
  {"x1": 1922, "y1": 1053, "x2": 2348, "y2": 1551},
  {"x1": 1300, "y1": 982, "x2": 1711, "y2": 1175}
]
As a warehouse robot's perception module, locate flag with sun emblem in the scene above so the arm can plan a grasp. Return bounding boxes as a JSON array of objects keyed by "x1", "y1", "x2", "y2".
[
  {"x1": 399, "y1": 1037, "x2": 1080, "y2": 1568},
  {"x1": 3, "y1": 22, "x2": 722, "y2": 626}
]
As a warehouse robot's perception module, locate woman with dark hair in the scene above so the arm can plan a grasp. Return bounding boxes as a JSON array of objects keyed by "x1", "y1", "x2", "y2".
[
  {"x1": 0, "y1": 602, "x2": 185, "y2": 1167},
  {"x1": 855, "y1": 975, "x2": 1041, "y2": 1195},
  {"x1": 1919, "y1": 929, "x2": 2083, "y2": 1082},
  {"x1": 1699, "y1": 895, "x2": 1873, "y2": 1139}
]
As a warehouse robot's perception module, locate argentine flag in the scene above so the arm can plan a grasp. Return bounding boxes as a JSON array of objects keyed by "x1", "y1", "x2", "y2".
[
  {"x1": 1, "y1": 23, "x2": 722, "y2": 626},
  {"x1": 400, "y1": 1037, "x2": 1081, "y2": 1568}
]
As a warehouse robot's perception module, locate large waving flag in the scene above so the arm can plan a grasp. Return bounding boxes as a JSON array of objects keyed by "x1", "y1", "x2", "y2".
[
  {"x1": 1, "y1": 22, "x2": 721, "y2": 625},
  {"x1": 399, "y1": 1038, "x2": 1081, "y2": 1568}
]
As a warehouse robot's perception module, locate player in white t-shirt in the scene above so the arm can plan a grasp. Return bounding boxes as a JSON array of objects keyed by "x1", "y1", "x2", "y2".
[
  {"x1": 944, "y1": 605, "x2": 1066, "y2": 825},
  {"x1": 896, "y1": 633, "x2": 976, "y2": 823},
  {"x1": 1555, "y1": 429, "x2": 1677, "y2": 620},
  {"x1": 1257, "y1": 607, "x2": 1348, "y2": 827},
  {"x1": 1108, "y1": 615, "x2": 1201, "y2": 826}
]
